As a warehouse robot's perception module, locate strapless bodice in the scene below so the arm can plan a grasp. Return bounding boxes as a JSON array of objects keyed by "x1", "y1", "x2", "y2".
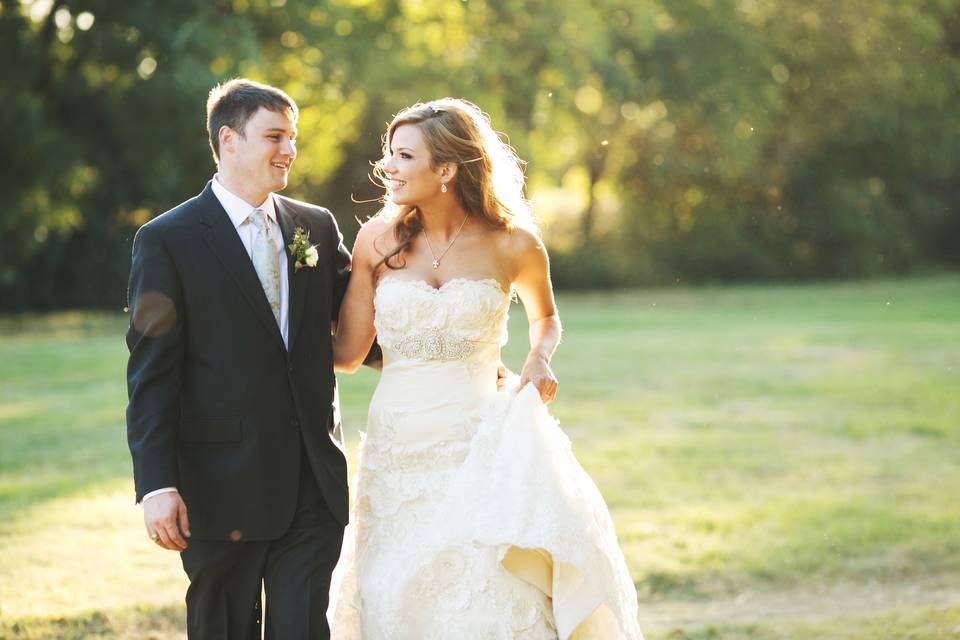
[
  {"x1": 368, "y1": 277, "x2": 512, "y2": 447},
  {"x1": 373, "y1": 276, "x2": 510, "y2": 368}
]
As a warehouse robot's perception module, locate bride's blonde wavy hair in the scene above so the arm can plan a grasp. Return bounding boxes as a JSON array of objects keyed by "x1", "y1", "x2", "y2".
[{"x1": 373, "y1": 98, "x2": 534, "y2": 269}]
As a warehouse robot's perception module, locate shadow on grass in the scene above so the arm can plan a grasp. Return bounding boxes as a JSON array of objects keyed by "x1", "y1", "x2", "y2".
[{"x1": 0, "y1": 603, "x2": 184, "y2": 640}]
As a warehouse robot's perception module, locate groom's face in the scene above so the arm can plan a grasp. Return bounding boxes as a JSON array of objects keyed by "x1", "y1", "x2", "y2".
[{"x1": 221, "y1": 107, "x2": 298, "y2": 196}]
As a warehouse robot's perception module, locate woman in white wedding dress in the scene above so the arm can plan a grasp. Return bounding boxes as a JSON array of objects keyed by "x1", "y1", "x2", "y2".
[{"x1": 330, "y1": 99, "x2": 642, "y2": 639}]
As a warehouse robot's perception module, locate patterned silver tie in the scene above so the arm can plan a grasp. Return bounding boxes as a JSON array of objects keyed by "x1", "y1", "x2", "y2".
[{"x1": 250, "y1": 208, "x2": 281, "y2": 327}]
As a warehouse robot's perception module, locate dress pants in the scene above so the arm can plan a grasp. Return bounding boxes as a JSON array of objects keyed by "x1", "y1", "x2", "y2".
[{"x1": 180, "y1": 448, "x2": 345, "y2": 639}]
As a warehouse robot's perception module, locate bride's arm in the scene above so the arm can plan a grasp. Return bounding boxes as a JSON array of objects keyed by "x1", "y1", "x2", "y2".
[
  {"x1": 510, "y1": 228, "x2": 562, "y2": 403},
  {"x1": 332, "y1": 221, "x2": 381, "y2": 373}
]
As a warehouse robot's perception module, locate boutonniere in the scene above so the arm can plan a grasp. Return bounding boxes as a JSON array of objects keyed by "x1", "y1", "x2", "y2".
[{"x1": 288, "y1": 226, "x2": 319, "y2": 270}]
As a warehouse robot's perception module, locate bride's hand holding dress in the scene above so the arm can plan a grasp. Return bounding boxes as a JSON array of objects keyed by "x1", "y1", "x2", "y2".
[{"x1": 510, "y1": 228, "x2": 561, "y2": 405}]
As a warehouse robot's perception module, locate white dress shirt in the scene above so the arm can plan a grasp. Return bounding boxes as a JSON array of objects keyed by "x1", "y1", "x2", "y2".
[
  {"x1": 210, "y1": 175, "x2": 290, "y2": 346},
  {"x1": 142, "y1": 176, "x2": 290, "y2": 504}
]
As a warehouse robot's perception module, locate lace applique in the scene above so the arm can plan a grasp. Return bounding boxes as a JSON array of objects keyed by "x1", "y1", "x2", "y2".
[
  {"x1": 399, "y1": 543, "x2": 558, "y2": 639},
  {"x1": 354, "y1": 436, "x2": 472, "y2": 521},
  {"x1": 371, "y1": 407, "x2": 407, "y2": 442}
]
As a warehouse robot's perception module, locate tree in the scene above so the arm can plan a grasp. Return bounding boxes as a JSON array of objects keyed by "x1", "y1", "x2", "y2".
[{"x1": 1, "y1": 0, "x2": 958, "y2": 310}]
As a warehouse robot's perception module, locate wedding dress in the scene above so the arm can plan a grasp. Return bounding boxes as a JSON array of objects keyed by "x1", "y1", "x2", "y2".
[{"x1": 330, "y1": 277, "x2": 643, "y2": 640}]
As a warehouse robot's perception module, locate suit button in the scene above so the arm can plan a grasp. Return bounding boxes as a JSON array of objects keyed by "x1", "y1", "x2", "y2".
[
  {"x1": 290, "y1": 419, "x2": 299, "y2": 427},
  {"x1": 287, "y1": 364, "x2": 294, "y2": 374}
]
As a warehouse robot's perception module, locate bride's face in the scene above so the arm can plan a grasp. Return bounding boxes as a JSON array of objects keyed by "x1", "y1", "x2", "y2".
[{"x1": 383, "y1": 124, "x2": 445, "y2": 206}]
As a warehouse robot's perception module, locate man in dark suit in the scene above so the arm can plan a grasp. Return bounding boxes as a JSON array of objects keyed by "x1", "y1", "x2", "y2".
[{"x1": 125, "y1": 78, "x2": 351, "y2": 639}]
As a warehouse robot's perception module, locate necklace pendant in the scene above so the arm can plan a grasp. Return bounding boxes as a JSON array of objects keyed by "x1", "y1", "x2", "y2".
[{"x1": 431, "y1": 259, "x2": 440, "y2": 269}]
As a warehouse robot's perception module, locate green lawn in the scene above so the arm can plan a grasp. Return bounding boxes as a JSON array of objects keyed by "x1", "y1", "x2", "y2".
[{"x1": 1, "y1": 276, "x2": 958, "y2": 639}]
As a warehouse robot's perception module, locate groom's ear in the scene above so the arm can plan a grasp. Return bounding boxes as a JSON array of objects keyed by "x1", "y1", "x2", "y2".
[{"x1": 218, "y1": 125, "x2": 235, "y2": 157}]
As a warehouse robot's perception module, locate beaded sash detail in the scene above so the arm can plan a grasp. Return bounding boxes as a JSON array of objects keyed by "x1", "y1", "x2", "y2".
[{"x1": 392, "y1": 326, "x2": 478, "y2": 362}]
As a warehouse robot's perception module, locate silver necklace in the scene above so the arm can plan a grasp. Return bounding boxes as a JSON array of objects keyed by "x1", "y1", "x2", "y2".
[{"x1": 422, "y1": 215, "x2": 469, "y2": 269}]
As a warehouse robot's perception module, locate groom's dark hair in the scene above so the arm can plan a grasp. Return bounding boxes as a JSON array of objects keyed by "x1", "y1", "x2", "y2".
[{"x1": 206, "y1": 78, "x2": 299, "y2": 163}]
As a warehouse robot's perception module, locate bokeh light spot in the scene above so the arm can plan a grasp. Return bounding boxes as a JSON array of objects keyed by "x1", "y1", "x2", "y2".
[
  {"x1": 76, "y1": 11, "x2": 94, "y2": 30},
  {"x1": 771, "y1": 64, "x2": 790, "y2": 84},
  {"x1": 867, "y1": 178, "x2": 886, "y2": 197},
  {"x1": 137, "y1": 57, "x2": 157, "y2": 80},
  {"x1": 54, "y1": 7, "x2": 71, "y2": 29},
  {"x1": 281, "y1": 31, "x2": 302, "y2": 48},
  {"x1": 575, "y1": 86, "x2": 603, "y2": 114}
]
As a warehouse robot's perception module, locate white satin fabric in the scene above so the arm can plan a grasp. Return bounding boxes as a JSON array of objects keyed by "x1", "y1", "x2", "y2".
[{"x1": 330, "y1": 277, "x2": 642, "y2": 640}]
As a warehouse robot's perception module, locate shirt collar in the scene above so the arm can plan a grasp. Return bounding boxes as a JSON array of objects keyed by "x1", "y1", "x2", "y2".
[{"x1": 211, "y1": 175, "x2": 277, "y2": 229}]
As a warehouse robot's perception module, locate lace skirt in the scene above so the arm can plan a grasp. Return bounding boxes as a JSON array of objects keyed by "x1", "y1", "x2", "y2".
[{"x1": 329, "y1": 383, "x2": 643, "y2": 640}]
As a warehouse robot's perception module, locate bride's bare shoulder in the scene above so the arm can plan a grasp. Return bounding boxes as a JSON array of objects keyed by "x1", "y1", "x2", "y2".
[
  {"x1": 356, "y1": 215, "x2": 413, "y2": 284},
  {"x1": 355, "y1": 216, "x2": 400, "y2": 252},
  {"x1": 356, "y1": 215, "x2": 391, "y2": 239},
  {"x1": 490, "y1": 224, "x2": 546, "y2": 267}
]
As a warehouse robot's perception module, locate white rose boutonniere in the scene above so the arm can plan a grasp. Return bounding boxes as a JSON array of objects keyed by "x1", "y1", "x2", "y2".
[
  {"x1": 289, "y1": 227, "x2": 320, "y2": 271},
  {"x1": 304, "y1": 245, "x2": 319, "y2": 267}
]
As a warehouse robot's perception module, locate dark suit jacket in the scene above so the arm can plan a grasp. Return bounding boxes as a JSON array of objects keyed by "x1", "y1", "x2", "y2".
[{"x1": 125, "y1": 181, "x2": 351, "y2": 540}]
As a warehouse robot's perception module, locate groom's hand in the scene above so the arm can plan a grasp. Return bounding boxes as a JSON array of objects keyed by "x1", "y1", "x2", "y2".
[{"x1": 144, "y1": 491, "x2": 191, "y2": 551}]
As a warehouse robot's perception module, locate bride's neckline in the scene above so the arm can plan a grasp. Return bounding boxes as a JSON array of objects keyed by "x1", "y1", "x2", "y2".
[{"x1": 377, "y1": 275, "x2": 510, "y2": 296}]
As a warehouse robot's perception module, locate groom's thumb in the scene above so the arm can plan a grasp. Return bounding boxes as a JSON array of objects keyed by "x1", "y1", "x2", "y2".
[{"x1": 178, "y1": 501, "x2": 191, "y2": 538}]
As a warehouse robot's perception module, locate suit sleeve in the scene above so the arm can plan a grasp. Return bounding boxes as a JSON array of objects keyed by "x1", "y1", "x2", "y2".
[
  {"x1": 125, "y1": 224, "x2": 183, "y2": 502},
  {"x1": 328, "y1": 210, "x2": 352, "y2": 322}
]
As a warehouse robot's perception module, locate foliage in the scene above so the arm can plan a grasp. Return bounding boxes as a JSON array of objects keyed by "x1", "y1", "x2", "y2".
[{"x1": 1, "y1": 0, "x2": 958, "y2": 310}]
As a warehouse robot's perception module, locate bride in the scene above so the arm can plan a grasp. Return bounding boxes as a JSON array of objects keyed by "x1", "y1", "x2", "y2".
[{"x1": 329, "y1": 99, "x2": 642, "y2": 639}]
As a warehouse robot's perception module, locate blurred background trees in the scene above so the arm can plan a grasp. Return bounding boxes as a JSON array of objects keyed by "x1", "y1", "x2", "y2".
[{"x1": 2, "y1": 0, "x2": 958, "y2": 310}]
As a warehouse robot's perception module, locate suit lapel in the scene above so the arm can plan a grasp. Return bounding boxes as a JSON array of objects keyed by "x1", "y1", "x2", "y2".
[
  {"x1": 196, "y1": 183, "x2": 286, "y2": 352},
  {"x1": 276, "y1": 198, "x2": 310, "y2": 352}
]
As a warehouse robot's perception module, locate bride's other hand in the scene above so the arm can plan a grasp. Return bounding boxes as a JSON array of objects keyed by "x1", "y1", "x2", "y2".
[
  {"x1": 496, "y1": 363, "x2": 513, "y2": 390},
  {"x1": 520, "y1": 353, "x2": 558, "y2": 403}
]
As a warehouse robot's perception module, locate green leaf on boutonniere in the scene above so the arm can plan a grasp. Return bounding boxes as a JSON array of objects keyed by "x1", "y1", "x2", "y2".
[{"x1": 289, "y1": 226, "x2": 320, "y2": 271}]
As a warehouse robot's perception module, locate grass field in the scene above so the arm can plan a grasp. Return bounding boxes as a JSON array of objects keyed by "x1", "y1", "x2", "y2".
[{"x1": 1, "y1": 275, "x2": 958, "y2": 639}]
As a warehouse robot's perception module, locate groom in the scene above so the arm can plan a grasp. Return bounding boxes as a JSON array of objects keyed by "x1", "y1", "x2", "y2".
[{"x1": 125, "y1": 79, "x2": 351, "y2": 638}]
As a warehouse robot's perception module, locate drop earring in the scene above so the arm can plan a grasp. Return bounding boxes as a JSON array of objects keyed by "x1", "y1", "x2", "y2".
[{"x1": 441, "y1": 183, "x2": 448, "y2": 193}]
